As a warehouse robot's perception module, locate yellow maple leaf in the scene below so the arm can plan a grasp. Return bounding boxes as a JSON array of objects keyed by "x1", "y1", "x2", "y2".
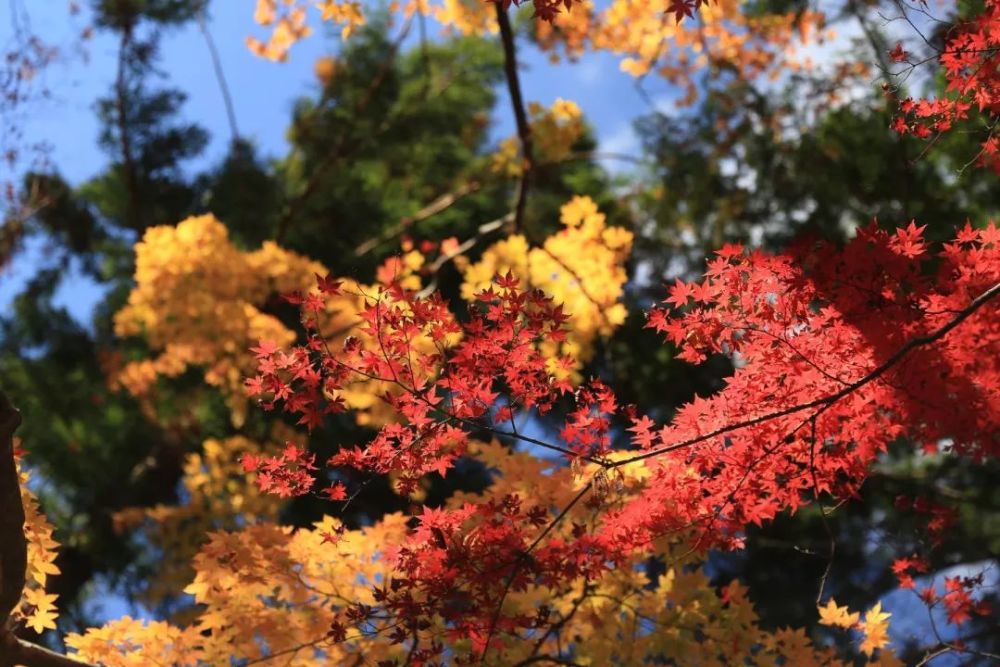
[
  {"x1": 817, "y1": 598, "x2": 859, "y2": 629},
  {"x1": 859, "y1": 602, "x2": 892, "y2": 656},
  {"x1": 23, "y1": 588, "x2": 59, "y2": 634},
  {"x1": 25, "y1": 608, "x2": 58, "y2": 634}
]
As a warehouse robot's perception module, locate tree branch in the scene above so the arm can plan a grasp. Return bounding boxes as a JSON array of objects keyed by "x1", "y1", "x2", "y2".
[
  {"x1": 612, "y1": 280, "x2": 1000, "y2": 468},
  {"x1": 0, "y1": 391, "x2": 25, "y2": 630},
  {"x1": 1, "y1": 635, "x2": 95, "y2": 667},
  {"x1": 354, "y1": 179, "x2": 484, "y2": 258},
  {"x1": 196, "y1": 4, "x2": 240, "y2": 144},
  {"x1": 495, "y1": 3, "x2": 533, "y2": 232},
  {"x1": 0, "y1": 390, "x2": 95, "y2": 667}
]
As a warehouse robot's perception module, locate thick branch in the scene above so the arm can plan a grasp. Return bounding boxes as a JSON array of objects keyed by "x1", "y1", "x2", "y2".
[
  {"x1": 495, "y1": 3, "x2": 533, "y2": 232},
  {"x1": 0, "y1": 390, "x2": 25, "y2": 629},
  {"x1": 1, "y1": 635, "x2": 94, "y2": 667},
  {"x1": 0, "y1": 390, "x2": 96, "y2": 667}
]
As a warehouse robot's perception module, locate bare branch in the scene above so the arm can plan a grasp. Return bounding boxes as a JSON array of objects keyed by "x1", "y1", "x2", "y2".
[
  {"x1": 354, "y1": 180, "x2": 484, "y2": 258},
  {"x1": 495, "y1": 4, "x2": 533, "y2": 232}
]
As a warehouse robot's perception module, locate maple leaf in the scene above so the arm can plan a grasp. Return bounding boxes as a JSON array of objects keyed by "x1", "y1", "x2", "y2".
[
  {"x1": 25, "y1": 608, "x2": 58, "y2": 634},
  {"x1": 889, "y1": 42, "x2": 907, "y2": 63},
  {"x1": 667, "y1": 0, "x2": 696, "y2": 22},
  {"x1": 251, "y1": 340, "x2": 280, "y2": 359},
  {"x1": 665, "y1": 278, "x2": 693, "y2": 308},
  {"x1": 315, "y1": 272, "x2": 343, "y2": 295},
  {"x1": 859, "y1": 602, "x2": 891, "y2": 656},
  {"x1": 496, "y1": 271, "x2": 520, "y2": 290},
  {"x1": 281, "y1": 290, "x2": 304, "y2": 305},
  {"x1": 628, "y1": 415, "x2": 657, "y2": 448},
  {"x1": 322, "y1": 482, "x2": 348, "y2": 501},
  {"x1": 817, "y1": 598, "x2": 859, "y2": 628},
  {"x1": 23, "y1": 588, "x2": 59, "y2": 634}
]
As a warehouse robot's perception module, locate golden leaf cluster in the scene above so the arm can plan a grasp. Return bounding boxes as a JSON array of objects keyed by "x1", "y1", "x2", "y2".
[
  {"x1": 247, "y1": 0, "x2": 834, "y2": 110},
  {"x1": 113, "y1": 214, "x2": 323, "y2": 426},
  {"x1": 458, "y1": 195, "x2": 632, "y2": 379},
  {"x1": 818, "y1": 598, "x2": 898, "y2": 662},
  {"x1": 11, "y1": 453, "x2": 61, "y2": 635},
  {"x1": 248, "y1": 0, "x2": 364, "y2": 61},
  {"x1": 491, "y1": 98, "x2": 586, "y2": 177},
  {"x1": 63, "y1": 441, "x2": 901, "y2": 664}
]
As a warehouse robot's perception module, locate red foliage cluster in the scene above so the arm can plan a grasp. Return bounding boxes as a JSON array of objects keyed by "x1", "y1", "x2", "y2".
[
  {"x1": 248, "y1": 222, "x2": 1000, "y2": 659},
  {"x1": 891, "y1": 0, "x2": 1000, "y2": 168},
  {"x1": 240, "y1": 441, "x2": 317, "y2": 498}
]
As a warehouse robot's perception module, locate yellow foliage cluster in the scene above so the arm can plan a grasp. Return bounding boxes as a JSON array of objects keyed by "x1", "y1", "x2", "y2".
[
  {"x1": 112, "y1": 214, "x2": 450, "y2": 429},
  {"x1": 67, "y1": 514, "x2": 413, "y2": 665},
  {"x1": 536, "y1": 0, "x2": 833, "y2": 106},
  {"x1": 248, "y1": 0, "x2": 364, "y2": 61},
  {"x1": 11, "y1": 453, "x2": 61, "y2": 635},
  {"x1": 424, "y1": 0, "x2": 496, "y2": 35},
  {"x1": 819, "y1": 598, "x2": 897, "y2": 660},
  {"x1": 593, "y1": 0, "x2": 827, "y2": 84},
  {"x1": 248, "y1": 0, "x2": 496, "y2": 62},
  {"x1": 491, "y1": 98, "x2": 585, "y2": 177},
  {"x1": 113, "y1": 214, "x2": 325, "y2": 425},
  {"x1": 458, "y1": 195, "x2": 632, "y2": 378},
  {"x1": 61, "y1": 441, "x2": 902, "y2": 664},
  {"x1": 247, "y1": 0, "x2": 832, "y2": 107},
  {"x1": 65, "y1": 617, "x2": 205, "y2": 667}
]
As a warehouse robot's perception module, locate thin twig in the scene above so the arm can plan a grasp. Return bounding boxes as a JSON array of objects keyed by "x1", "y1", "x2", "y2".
[
  {"x1": 354, "y1": 180, "x2": 484, "y2": 258},
  {"x1": 114, "y1": 25, "x2": 141, "y2": 229},
  {"x1": 196, "y1": 4, "x2": 240, "y2": 144}
]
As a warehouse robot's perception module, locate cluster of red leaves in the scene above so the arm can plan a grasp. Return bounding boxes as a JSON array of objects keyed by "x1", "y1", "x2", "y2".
[
  {"x1": 247, "y1": 222, "x2": 999, "y2": 660},
  {"x1": 249, "y1": 275, "x2": 574, "y2": 496},
  {"x1": 559, "y1": 380, "x2": 617, "y2": 457},
  {"x1": 910, "y1": 573, "x2": 993, "y2": 627},
  {"x1": 240, "y1": 441, "x2": 316, "y2": 498},
  {"x1": 635, "y1": 221, "x2": 999, "y2": 549},
  {"x1": 890, "y1": 500, "x2": 992, "y2": 628},
  {"x1": 891, "y1": 555, "x2": 929, "y2": 590},
  {"x1": 890, "y1": 0, "x2": 1000, "y2": 169}
]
